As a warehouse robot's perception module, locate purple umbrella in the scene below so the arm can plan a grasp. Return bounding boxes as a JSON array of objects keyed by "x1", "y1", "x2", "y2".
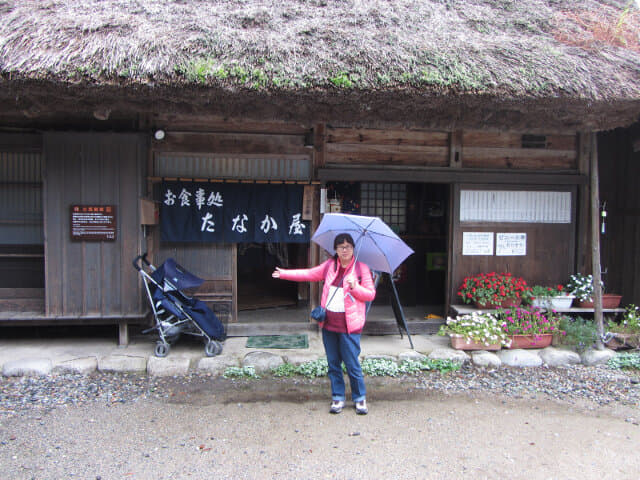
[{"x1": 311, "y1": 213, "x2": 414, "y2": 273}]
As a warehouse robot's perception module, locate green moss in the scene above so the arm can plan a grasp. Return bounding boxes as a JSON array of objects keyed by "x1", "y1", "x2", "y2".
[{"x1": 329, "y1": 71, "x2": 356, "y2": 88}]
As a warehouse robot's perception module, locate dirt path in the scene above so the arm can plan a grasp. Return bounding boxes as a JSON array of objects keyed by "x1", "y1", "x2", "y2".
[{"x1": 1, "y1": 376, "x2": 639, "y2": 479}]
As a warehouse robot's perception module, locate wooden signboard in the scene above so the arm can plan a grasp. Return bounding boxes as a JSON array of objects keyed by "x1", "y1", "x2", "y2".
[{"x1": 70, "y1": 205, "x2": 117, "y2": 241}]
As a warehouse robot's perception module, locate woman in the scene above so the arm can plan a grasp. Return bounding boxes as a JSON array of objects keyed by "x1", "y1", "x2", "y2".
[{"x1": 272, "y1": 233, "x2": 376, "y2": 415}]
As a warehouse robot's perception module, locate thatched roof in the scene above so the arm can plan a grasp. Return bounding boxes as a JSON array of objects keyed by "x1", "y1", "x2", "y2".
[{"x1": 1, "y1": 0, "x2": 639, "y2": 131}]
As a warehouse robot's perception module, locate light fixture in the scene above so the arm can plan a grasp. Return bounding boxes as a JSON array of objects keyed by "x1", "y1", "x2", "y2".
[{"x1": 154, "y1": 129, "x2": 165, "y2": 141}]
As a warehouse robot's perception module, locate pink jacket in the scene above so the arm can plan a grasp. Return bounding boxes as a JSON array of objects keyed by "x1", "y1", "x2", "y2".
[{"x1": 278, "y1": 258, "x2": 376, "y2": 334}]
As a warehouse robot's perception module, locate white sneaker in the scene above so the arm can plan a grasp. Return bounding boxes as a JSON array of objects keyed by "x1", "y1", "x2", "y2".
[
  {"x1": 329, "y1": 400, "x2": 345, "y2": 414},
  {"x1": 355, "y1": 399, "x2": 368, "y2": 415}
]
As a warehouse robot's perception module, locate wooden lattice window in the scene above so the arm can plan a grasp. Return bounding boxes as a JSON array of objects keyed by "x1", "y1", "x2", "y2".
[{"x1": 360, "y1": 183, "x2": 406, "y2": 233}]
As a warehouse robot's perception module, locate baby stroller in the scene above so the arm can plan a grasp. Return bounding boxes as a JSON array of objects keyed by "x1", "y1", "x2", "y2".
[{"x1": 133, "y1": 253, "x2": 225, "y2": 357}]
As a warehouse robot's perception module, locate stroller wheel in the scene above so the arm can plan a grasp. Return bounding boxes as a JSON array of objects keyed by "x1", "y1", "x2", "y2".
[
  {"x1": 155, "y1": 342, "x2": 170, "y2": 358},
  {"x1": 205, "y1": 340, "x2": 222, "y2": 357}
]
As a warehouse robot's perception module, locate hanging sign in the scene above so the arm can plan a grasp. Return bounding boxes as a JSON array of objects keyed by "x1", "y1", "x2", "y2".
[
  {"x1": 160, "y1": 181, "x2": 310, "y2": 243},
  {"x1": 70, "y1": 205, "x2": 117, "y2": 241}
]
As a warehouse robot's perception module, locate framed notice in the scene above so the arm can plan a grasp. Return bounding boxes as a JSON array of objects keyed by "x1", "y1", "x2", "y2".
[
  {"x1": 462, "y1": 232, "x2": 493, "y2": 255},
  {"x1": 71, "y1": 205, "x2": 117, "y2": 241},
  {"x1": 496, "y1": 233, "x2": 527, "y2": 256}
]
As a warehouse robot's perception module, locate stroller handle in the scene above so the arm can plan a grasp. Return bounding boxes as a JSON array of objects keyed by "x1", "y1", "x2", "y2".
[{"x1": 132, "y1": 252, "x2": 151, "y2": 271}]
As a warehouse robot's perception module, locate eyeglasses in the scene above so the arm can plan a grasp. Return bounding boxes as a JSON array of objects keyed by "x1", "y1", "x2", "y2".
[{"x1": 336, "y1": 245, "x2": 353, "y2": 251}]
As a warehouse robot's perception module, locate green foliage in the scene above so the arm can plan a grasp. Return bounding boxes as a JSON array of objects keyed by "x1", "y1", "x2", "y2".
[
  {"x1": 608, "y1": 352, "x2": 640, "y2": 370},
  {"x1": 361, "y1": 357, "x2": 460, "y2": 376},
  {"x1": 271, "y1": 362, "x2": 298, "y2": 377},
  {"x1": 271, "y1": 358, "x2": 329, "y2": 378},
  {"x1": 270, "y1": 357, "x2": 459, "y2": 378},
  {"x1": 607, "y1": 304, "x2": 640, "y2": 334},
  {"x1": 223, "y1": 366, "x2": 260, "y2": 379},
  {"x1": 556, "y1": 316, "x2": 598, "y2": 352},
  {"x1": 329, "y1": 71, "x2": 356, "y2": 88}
]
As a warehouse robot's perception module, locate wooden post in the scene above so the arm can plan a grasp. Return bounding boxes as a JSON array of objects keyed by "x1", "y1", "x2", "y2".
[{"x1": 590, "y1": 134, "x2": 604, "y2": 349}]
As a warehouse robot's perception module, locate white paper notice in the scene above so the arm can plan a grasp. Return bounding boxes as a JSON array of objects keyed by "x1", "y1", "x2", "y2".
[
  {"x1": 496, "y1": 233, "x2": 527, "y2": 256},
  {"x1": 462, "y1": 232, "x2": 494, "y2": 255}
]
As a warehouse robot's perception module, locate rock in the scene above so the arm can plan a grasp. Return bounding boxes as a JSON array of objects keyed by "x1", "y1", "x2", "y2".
[
  {"x1": 363, "y1": 354, "x2": 397, "y2": 363},
  {"x1": 98, "y1": 355, "x2": 147, "y2": 374},
  {"x1": 242, "y1": 351, "x2": 284, "y2": 373},
  {"x1": 398, "y1": 351, "x2": 427, "y2": 362},
  {"x1": 2, "y1": 358, "x2": 53, "y2": 377},
  {"x1": 428, "y1": 348, "x2": 470, "y2": 364},
  {"x1": 496, "y1": 349, "x2": 543, "y2": 367},
  {"x1": 54, "y1": 357, "x2": 98, "y2": 375},
  {"x1": 197, "y1": 357, "x2": 239, "y2": 376},
  {"x1": 471, "y1": 351, "x2": 502, "y2": 368},
  {"x1": 539, "y1": 347, "x2": 581, "y2": 367},
  {"x1": 147, "y1": 356, "x2": 191, "y2": 377},
  {"x1": 581, "y1": 348, "x2": 616, "y2": 366},
  {"x1": 282, "y1": 353, "x2": 322, "y2": 365}
]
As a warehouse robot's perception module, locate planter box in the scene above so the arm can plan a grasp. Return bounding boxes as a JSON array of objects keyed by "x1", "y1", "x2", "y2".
[
  {"x1": 508, "y1": 333, "x2": 553, "y2": 349},
  {"x1": 532, "y1": 295, "x2": 574, "y2": 310},
  {"x1": 575, "y1": 294, "x2": 622, "y2": 309},
  {"x1": 474, "y1": 298, "x2": 522, "y2": 310},
  {"x1": 449, "y1": 334, "x2": 501, "y2": 351}
]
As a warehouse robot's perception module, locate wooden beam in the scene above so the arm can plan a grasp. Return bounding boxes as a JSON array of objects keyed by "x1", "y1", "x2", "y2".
[
  {"x1": 0, "y1": 133, "x2": 42, "y2": 152},
  {"x1": 152, "y1": 131, "x2": 309, "y2": 155},
  {"x1": 590, "y1": 134, "x2": 604, "y2": 349},
  {"x1": 327, "y1": 128, "x2": 448, "y2": 146},
  {"x1": 318, "y1": 167, "x2": 587, "y2": 185}
]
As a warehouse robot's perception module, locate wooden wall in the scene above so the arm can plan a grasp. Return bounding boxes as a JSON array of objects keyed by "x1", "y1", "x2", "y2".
[
  {"x1": 450, "y1": 185, "x2": 577, "y2": 302},
  {"x1": 598, "y1": 123, "x2": 640, "y2": 305},
  {"x1": 43, "y1": 133, "x2": 146, "y2": 318}
]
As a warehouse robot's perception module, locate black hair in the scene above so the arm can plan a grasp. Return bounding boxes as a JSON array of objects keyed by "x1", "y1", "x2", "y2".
[{"x1": 332, "y1": 233, "x2": 355, "y2": 260}]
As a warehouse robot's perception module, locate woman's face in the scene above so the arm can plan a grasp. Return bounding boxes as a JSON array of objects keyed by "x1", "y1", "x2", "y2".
[{"x1": 335, "y1": 240, "x2": 354, "y2": 263}]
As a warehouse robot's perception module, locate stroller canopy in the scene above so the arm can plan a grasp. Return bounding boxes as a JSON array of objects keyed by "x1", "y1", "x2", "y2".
[{"x1": 151, "y1": 258, "x2": 204, "y2": 291}]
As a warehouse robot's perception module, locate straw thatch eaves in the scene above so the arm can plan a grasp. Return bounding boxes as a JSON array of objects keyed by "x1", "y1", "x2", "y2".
[{"x1": 1, "y1": 0, "x2": 639, "y2": 131}]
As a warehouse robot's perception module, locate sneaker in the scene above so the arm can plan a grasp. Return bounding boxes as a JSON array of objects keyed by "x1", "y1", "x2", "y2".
[
  {"x1": 329, "y1": 400, "x2": 345, "y2": 414},
  {"x1": 355, "y1": 399, "x2": 368, "y2": 415}
]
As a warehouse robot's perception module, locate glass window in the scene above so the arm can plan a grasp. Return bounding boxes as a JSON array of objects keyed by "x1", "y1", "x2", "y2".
[{"x1": 360, "y1": 183, "x2": 407, "y2": 233}]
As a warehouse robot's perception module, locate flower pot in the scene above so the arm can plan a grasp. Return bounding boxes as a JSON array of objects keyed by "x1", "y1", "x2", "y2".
[
  {"x1": 508, "y1": 333, "x2": 553, "y2": 349},
  {"x1": 474, "y1": 298, "x2": 522, "y2": 310},
  {"x1": 550, "y1": 294, "x2": 574, "y2": 309},
  {"x1": 449, "y1": 334, "x2": 501, "y2": 351},
  {"x1": 575, "y1": 294, "x2": 622, "y2": 309}
]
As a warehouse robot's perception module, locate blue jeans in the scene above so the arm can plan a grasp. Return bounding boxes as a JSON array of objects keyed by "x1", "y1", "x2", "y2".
[{"x1": 322, "y1": 329, "x2": 366, "y2": 403}]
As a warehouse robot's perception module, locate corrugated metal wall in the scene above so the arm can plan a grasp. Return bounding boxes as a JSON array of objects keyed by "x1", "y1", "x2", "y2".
[
  {"x1": 43, "y1": 133, "x2": 147, "y2": 317},
  {"x1": 0, "y1": 152, "x2": 43, "y2": 244},
  {"x1": 155, "y1": 153, "x2": 311, "y2": 180}
]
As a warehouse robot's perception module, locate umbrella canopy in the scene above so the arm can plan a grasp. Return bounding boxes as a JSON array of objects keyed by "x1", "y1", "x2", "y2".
[{"x1": 311, "y1": 213, "x2": 414, "y2": 274}]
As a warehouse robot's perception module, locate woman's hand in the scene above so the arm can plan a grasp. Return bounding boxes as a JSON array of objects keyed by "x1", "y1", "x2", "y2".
[
  {"x1": 346, "y1": 273, "x2": 357, "y2": 289},
  {"x1": 272, "y1": 267, "x2": 282, "y2": 278}
]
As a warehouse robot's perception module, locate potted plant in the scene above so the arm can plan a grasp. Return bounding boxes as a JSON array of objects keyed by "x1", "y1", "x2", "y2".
[
  {"x1": 438, "y1": 311, "x2": 511, "y2": 350},
  {"x1": 566, "y1": 273, "x2": 622, "y2": 309},
  {"x1": 527, "y1": 284, "x2": 574, "y2": 309},
  {"x1": 494, "y1": 306, "x2": 563, "y2": 349},
  {"x1": 604, "y1": 304, "x2": 640, "y2": 350},
  {"x1": 457, "y1": 272, "x2": 530, "y2": 309}
]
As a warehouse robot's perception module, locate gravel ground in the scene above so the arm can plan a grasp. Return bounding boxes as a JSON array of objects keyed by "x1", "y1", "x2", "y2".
[
  {"x1": 1, "y1": 363, "x2": 639, "y2": 419},
  {"x1": 1, "y1": 365, "x2": 640, "y2": 479}
]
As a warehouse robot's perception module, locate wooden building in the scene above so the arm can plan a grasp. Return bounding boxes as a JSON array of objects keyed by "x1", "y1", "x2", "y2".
[{"x1": 0, "y1": 1, "x2": 638, "y2": 344}]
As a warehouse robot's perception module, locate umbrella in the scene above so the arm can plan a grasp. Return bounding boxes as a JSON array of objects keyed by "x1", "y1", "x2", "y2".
[{"x1": 311, "y1": 213, "x2": 414, "y2": 273}]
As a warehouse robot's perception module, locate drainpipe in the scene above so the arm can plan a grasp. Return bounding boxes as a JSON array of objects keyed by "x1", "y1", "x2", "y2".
[{"x1": 590, "y1": 133, "x2": 604, "y2": 349}]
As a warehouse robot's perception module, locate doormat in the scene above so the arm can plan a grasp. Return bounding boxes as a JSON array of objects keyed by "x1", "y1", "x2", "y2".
[{"x1": 246, "y1": 334, "x2": 309, "y2": 349}]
